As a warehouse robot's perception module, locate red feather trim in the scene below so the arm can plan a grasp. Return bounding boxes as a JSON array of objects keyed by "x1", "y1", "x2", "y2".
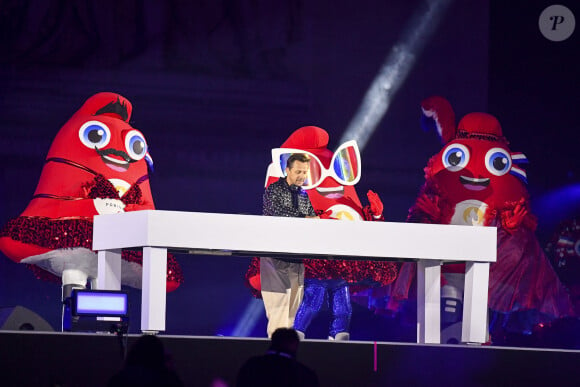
[
  {"x1": 1, "y1": 216, "x2": 183, "y2": 289},
  {"x1": 1, "y1": 216, "x2": 93, "y2": 249}
]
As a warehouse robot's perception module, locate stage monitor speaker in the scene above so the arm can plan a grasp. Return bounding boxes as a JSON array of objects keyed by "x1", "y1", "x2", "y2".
[{"x1": 0, "y1": 305, "x2": 54, "y2": 331}]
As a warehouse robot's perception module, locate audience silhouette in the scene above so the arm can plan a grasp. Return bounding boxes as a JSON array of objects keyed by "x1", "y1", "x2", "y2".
[
  {"x1": 236, "y1": 328, "x2": 319, "y2": 387},
  {"x1": 108, "y1": 334, "x2": 184, "y2": 387}
]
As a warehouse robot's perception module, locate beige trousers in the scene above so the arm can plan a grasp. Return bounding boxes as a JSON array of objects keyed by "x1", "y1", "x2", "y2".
[{"x1": 260, "y1": 257, "x2": 304, "y2": 338}]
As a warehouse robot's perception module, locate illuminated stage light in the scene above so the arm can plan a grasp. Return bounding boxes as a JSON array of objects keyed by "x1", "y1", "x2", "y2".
[
  {"x1": 72, "y1": 289, "x2": 129, "y2": 318},
  {"x1": 68, "y1": 289, "x2": 129, "y2": 333},
  {"x1": 340, "y1": 0, "x2": 453, "y2": 150}
]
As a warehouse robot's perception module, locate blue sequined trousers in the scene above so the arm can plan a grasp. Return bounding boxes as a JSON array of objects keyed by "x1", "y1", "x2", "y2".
[{"x1": 294, "y1": 278, "x2": 352, "y2": 337}]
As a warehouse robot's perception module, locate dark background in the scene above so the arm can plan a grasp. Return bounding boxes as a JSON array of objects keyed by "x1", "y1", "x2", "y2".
[{"x1": 0, "y1": 0, "x2": 578, "y2": 341}]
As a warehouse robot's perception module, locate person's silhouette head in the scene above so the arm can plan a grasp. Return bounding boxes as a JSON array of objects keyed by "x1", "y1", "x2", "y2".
[
  {"x1": 125, "y1": 334, "x2": 166, "y2": 369},
  {"x1": 269, "y1": 328, "x2": 300, "y2": 358},
  {"x1": 108, "y1": 334, "x2": 184, "y2": 387}
]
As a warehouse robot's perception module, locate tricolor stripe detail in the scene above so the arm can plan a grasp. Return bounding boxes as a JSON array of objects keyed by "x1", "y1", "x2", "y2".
[
  {"x1": 421, "y1": 107, "x2": 442, "y2": 138},
  {"x1": 510, "y1": 165, "x2": 528, "y2": 184},
  {"x1": 511, "y1": 152, "x2": 528, "y2": 164}
]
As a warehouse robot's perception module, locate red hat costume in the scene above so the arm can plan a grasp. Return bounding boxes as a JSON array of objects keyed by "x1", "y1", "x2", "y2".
[
  {"x1": 0, "y1": 93, "x2": 183, "y2": 297},
  {"x1": 386, "y1": 96, "x2": 574, "y2": 337}
]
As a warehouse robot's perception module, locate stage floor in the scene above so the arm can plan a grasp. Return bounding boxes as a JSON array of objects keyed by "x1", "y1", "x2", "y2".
[{"x1": 1, "y1": 331, "x2": 580, "y2": 387}]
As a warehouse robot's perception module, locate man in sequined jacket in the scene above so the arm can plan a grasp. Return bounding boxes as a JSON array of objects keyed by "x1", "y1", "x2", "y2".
[{"x1": 261, "y1": 153, "x2": 319, "y2": 338}]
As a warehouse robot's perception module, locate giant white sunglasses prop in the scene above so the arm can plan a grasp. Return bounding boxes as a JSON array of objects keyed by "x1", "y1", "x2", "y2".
[{"x1": 270, "y1": 140, "x2": 361, "y2": 189}]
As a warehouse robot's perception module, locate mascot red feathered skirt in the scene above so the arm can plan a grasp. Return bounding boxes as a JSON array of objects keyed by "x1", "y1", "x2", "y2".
[{"x1": 378, "y1": 96, "x2": 575, "y2": 342}]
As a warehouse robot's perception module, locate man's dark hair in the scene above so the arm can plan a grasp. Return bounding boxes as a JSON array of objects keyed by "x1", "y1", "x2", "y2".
[
  {"x1": 270, "y1": 328, "x2": 300, "y2": 357},
  {"x1": 286, "y1": 153, "x2": 310, "y2": 169}
]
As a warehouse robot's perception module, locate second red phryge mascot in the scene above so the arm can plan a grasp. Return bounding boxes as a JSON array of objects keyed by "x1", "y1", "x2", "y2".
[
  {"x1": 246, "y1": 126, "x2": 397, "y2": 339},
  {"x1": 389, "y1": 96, "x2": 574, "y2": 340},
  {"x1": 0, "y1": 92, "x2": 183, "y2": 329}
]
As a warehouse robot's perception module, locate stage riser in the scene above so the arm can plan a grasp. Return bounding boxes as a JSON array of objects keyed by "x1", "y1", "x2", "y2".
[{"x1": 0, "y1": 332, "x2": 579, "y2": 387}]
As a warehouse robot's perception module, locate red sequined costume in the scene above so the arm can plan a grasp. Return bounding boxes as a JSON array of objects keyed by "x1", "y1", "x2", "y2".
[{"x1": 0, "y1": 93, "x2": 183, "y2": 293}]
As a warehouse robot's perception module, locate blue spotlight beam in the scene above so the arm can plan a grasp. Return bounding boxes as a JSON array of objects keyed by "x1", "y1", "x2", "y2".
[
  {"x1": 231, "y1": 298, "x2": 264, "y2": 337},
  {"x1": 534, "y1": 183, "x2": 580, "y2": 235}
]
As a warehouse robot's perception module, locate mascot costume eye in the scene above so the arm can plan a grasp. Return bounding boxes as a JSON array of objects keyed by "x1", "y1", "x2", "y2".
[
  {"x1": 0, "y1": 92, "x2": 183, "y2": 330},
  {"x1": 245, "y1": 125, "x2": 397, "y2": 340},
  {"x1": 386, "y1": 96, "x2": 575, "y2": 342}
]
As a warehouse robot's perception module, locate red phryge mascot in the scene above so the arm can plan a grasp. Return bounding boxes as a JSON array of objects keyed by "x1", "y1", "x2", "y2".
[
  {"x1": 246, "y1": 126, "x2": 397, "y2": 340},
  {"x1": 0, "y1": 92, "x2": 183, "y2": 328},
  {"x1": 389, "y1": 96, "x2": 574, "y2": 340}
]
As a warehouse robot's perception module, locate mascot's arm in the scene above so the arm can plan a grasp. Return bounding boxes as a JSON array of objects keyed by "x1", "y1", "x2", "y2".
[
  {"x1": 407, "y1": 175, "x2": 452, "y2": 224},
  {"x1": 501, "y1": 198, "x2": 538, "y2": 233},
  {"x1": 408, "y1": 193, "x2": 444, "y2": 224},
  {"x1": 123, "y1": 177, "x2": 156, "y2": 211},
  {"x1": 27, "y1": 167, "x2": 126, "y2": 217},
  {"x1": 364, "y1": 190, "x2": 384, "y2": 221},
  {"x1": 24, "y1": 194, "x2": 124, "y2": 218}
]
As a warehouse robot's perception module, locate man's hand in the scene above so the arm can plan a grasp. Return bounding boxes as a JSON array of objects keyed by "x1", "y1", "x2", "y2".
[{"x1": 318, "y1": 209, "x2": 337, "y2": 219}]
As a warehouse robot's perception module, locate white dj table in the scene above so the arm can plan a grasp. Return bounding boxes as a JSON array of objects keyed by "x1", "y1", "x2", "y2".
[{"x1": 93, "y1": 210, "x2": 496, "y2": 344}]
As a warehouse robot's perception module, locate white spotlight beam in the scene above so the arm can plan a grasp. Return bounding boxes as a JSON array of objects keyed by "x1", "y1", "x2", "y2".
[
  {"x1": 234, "y1": 0, "x2": 454, "y2": 338},
  {"x1": 340, "y1": 0, "x2": 454, "y2": 150}
]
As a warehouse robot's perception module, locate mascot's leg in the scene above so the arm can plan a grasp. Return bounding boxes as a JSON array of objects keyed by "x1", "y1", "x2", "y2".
[
  {"x1": 287, "y1": 262, "x2": 305, "y2": 330},
  {"x1": 328, "y1": 280, "x2": 352, "y2": 341},
  {"x1": 441, "y1": 273, "x2": 464, "y2": 344},
  {"x1": 88, "y1": 277, "x2": 97, "y2": 289},
  {"x1": 294, "y1": 279, "x2": 326, "y2": 339},
  {"x1": 61, "y1": 269, "x2": 88, "y2": 331}
]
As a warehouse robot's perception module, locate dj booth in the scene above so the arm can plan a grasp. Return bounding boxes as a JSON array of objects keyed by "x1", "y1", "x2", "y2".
[{"x1": 93, "y1": 210, "x2": 496, "y2": 344}]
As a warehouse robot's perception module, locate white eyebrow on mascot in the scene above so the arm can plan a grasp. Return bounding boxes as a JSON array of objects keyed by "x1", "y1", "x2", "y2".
[
  {"x1": 0, "y1": 92, "x2": 183, "y2": 330},
  {"x1": 385, "y1": 96, "x2": 575, "y2": 343}
]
